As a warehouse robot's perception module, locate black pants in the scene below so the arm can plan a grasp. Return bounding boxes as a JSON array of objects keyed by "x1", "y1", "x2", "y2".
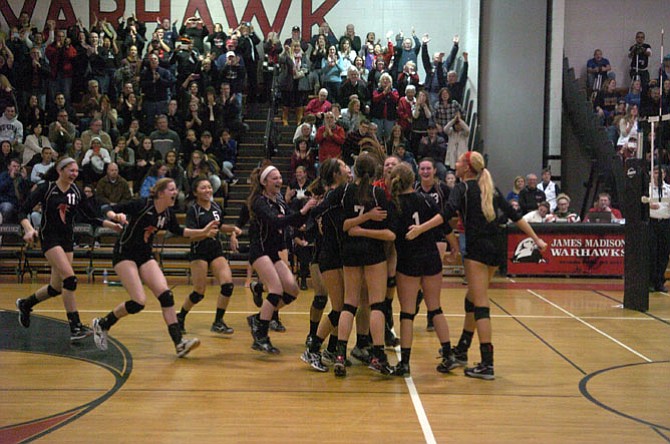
[{"x1": 649, "y1": 218, "x2": 670, "y2": 289}]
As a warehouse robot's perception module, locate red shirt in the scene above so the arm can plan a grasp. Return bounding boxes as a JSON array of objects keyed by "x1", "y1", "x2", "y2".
[{"x1": 315, "y1": 124, "x2": 345, "y2": 161}]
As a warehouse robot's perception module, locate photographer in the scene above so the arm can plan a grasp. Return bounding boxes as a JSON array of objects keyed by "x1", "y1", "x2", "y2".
[
  {"x1": 628, "y1": 31, "x2": 652, "y2": 91},
  {"x1": 179, "y1": 16, "x2": 209, "y2": 54}
]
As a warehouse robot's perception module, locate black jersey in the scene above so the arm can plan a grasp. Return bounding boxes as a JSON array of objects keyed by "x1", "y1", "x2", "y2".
[
  {"x1": 443, "y1": 180, "x2": 520, "y2": 240},
  {"x1": 392, "y1": 192, "x2": 450, "y2": 260},
  {"x1": 19, "y1": 181, "x2": 103, "y2": 246},
  {"x1": 415, "y1": 181, "x2": 451, "y2": 237},
  {"x1": 331, "y1": 182, "x2": 389, "y2": 263},
  {"x1": 111, "y1": 198, "x2": 184, "y2": 257},
  {"x1": 248, "y1": 194, "x2": 307, "y2": 256},
  {"x1": 311, "y1": 187, "x2": 345, "y2": 267},
  {"x1": 187, "y1": 201, "x2": 225, "y2": 256}
]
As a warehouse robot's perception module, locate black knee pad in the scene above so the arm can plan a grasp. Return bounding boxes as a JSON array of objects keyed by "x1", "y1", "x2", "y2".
[
  {"x1": 342, "y1": 303, "x2": 357, "y2": 315},
  {"x1": 370, "y1": 302, "x2": 386, "y2": 313},
  {"x1": 282, "y1": 292, "x2": 297, "y2": 305},
  {"x1": 386, "y1": 276, "x2": 396, "y2": 288},
  {"x1": 158, "y1": 290, "x2": 175, "y2": 308},
  {"x1": 464, "y1": 297, "x2": 475, "y2": 313},
  {"x1": 266, "y1": 292, "x2": 281, "y2": 307},
  {"x1": 328, "y1": 309, "x2": 341, "y2": 326},
  {"x1": 427, "y1": 307, "x2": 444, "y2": 322},
  {"x1": 62, "y1": 276, "x2": 78, "y2": 291},
  {"x1": 312, "y1": 295, "x2": 328, "y2": 310},
  {"x1": 400, "y1": 311, "x2": 416, "y2": 321},
  {"x1": 474, "y1": 306, "x2": 490, "y2": 321},
  {"x1": 125, "y1": 300, "x2": 145, "y2": 314},
  {"x1": 189, "y1": 291, "x2": 205, "y2": 305},
  {"x1": 47, "y1": 285, "x2": 61, "y2": 297},
  {"x1": 220, "y1": 283, "x2": 234, "y2": 297}
]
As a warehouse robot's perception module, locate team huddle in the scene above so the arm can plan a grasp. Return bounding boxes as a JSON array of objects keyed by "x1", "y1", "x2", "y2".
[{"x1": 14, "y1": 151, "x2": 546, "y2": 381}]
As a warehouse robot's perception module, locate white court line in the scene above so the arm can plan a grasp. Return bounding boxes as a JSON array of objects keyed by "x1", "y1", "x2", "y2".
[
  {"x1": 527, "y1": 289, "x2": 653, "y2": 362},
  {"x1": 391, "y1": 344, "x2": 436, "y2": 444}
]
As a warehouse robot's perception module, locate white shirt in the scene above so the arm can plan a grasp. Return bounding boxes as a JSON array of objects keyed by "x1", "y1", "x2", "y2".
[
  {"x1": 538, "y1": 180, "x2": 559, "y2": 211},
  {"x1": 649, "y1": 182, "x2": 670, "y2": 219}
]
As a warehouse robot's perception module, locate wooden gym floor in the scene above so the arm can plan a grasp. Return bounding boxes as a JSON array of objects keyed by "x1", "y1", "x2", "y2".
[{"x1": 0, "y1": 276, "x2": 669, "y2": 443}]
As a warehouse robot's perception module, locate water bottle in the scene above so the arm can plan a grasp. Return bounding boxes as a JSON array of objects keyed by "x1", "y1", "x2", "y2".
[{"x1": 103, "y1": 269, "x2": 108, "y2": 285}]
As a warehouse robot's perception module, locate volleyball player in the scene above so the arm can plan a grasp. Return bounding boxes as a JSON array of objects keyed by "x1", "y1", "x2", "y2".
[
  {"x1": 407, "y1": 151, "x2": 547, "y2": 379},
  {"x1": 332, "y1": 153, "x2": 396, "y2": 377},
  {"x1": 414, "y1": 157, "x2": 452, "y2": 331},
  {"x1": 92, "y1": 178, "x2": 218, "y2": 357},
  {"x1": 246, "y1": 165, "x2": 317, "y2": 354},
  {"x1": 16, "y1": 157, "x2": 123, "y2": 341},
  {"x1": 176, "y1": 178, "x2": 242, "y2": 335},
  {"x1": 388, "y1": 162, "x2": 460, "y2": 376}
]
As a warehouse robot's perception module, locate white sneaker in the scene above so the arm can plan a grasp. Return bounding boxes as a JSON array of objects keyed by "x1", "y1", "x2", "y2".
[
  {"x1": 92, "y1": 318, "x2": 108, "y2": 351},
  {"x1": 176, "y1": 337, "x2": 200, "y2": 358}
]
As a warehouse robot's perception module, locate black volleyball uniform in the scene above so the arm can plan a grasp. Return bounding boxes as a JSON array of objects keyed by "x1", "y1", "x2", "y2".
[
  {"x1": 187, "y1": 201, "x2": 226, "y2": 262},
  {"x1": 311, "y1": 188, "x2": 345, "y2": 272},
  {"x1": 392, "y1": 192, "x2": 451, "y2": 277},
  {"x1": 248, "y1": 194, "x2": 308, "y2": 264},
  {"x1": 443, "y1": 180, "x2": 520, "y2": 267},
  {"x1": 19, "y1": 181, "x2": 104, "y2": 253},
  {"x1": 110, "y1": 198, "x2": 185, "y2": 267},
  {"x1": 333, "y1": 183, "x2": 389, "y2": 267},
  {"x1": 415, "y1": 181, "x2": 451, "y2": 240}
]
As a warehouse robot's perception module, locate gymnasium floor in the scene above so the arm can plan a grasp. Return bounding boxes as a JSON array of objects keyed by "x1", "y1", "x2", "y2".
[{"x1": 0, "y1": 276, "x2": 668, "y2": 443}]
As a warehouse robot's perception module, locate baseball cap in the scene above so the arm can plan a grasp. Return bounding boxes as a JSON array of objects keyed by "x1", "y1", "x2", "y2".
[
  {"x1": 226, "y1": 51, "x2": 236, "y2": 58},
  {"x1": 292, "y1": 26, "x2": 300, "y2": 32}
]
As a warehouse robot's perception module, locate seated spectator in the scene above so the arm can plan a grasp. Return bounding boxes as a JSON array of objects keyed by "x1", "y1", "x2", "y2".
[
  {"x1": 139, "y1": 161, "x2": 168, "y2": 198},
  {"x1": 164, "y1": 149, "x2": 187, "y2": 210},
  {"x1": 522, "y1": 201, "x2": 551, "y2": 223},
  {"x1": 20, "y1": 95, "x2": 46, "y2": 137},
  {"x1": 122, "y1": 118, "x2": 145, "y2": 154},
  {"x1": 518, "y1": 173, "x2": 546, "y2": 214},
  {"x1": 185, "y1": 149, "x2": 221, "y2": 196},
  {"x1": 537, "y1": 167, "x2": 561, "y2": 212},
  {"x1": 0, "y1": 105, "x2": 23, "y2": 151},
  {"x1": 546, "y1": 193, "x2": 580, "y2": 223},
  {"x1": 96, "y1": 162, "x2": 132, "y2": 207},
  {"x1": 304, "y1": 88, "x2": 332, "y2": 125},
  {"x1": 81, "y1": 136, "x2": 112, "y2": 184},
  {"x1": 417, "y1": 123, "x2": 447, "y2": 180},
  {"x1": 624, "y1": 79, "x2": 642, "y2": 108},
  {"x1": 111, "y1": 136, "x2": 135, "y2": 181},
  {"x1": 593, "y1": 78, "x2": 619, "y2": 126},
  {"x1": 81, "y1": 118, "x2": 113, "y2": 151},
  {"x1": 218, "y1": 129, "x2": 239, "y2": 184},
  {"x1": 23, "y1": 123, "x2": 54, "y2": 167},
  {"x1": 48, "y1": 108, "x2": 78, "y2": 155},
  {"x1": 67, "y1": 138, "x2": 86, "y2": 166},
  {"x1": 95, "y1": 95, "x2": 120, "y2": 142},
  {"x1": 340, "y1": 97, "x2": 363, "y2": 133},
  {"x1": 29, "y1": 146, "x2": 55, "y2": 186},
  {"x1": 393, "y1": 144, "x2": 417, "y2": 175},
  {"x1": 0, "y1": 140, "x2": 16, "y2": 173},
  {"x1": 506, "y1": 175, "x2": 526, "y2": 202},
  {"x1": 445, "y1": 170, "x2": 457, "y2": 190},
  {"x1": 0, "y1": 158, "x2": 30, "y2": 223},
  {"x1": 134, "y1": 136, "x2": 162, "y2": 191},
  {"x1": 385, "y1": 123, "x2": 409, "y2": 155},
  {"x1": 616, "y1": 104, "x2": 639, "y2": 148},
  {"x1": 586, "y1": 49, "x2": 614, "y2": 92},
  {"x1": 584, "y1": 192, "x2": 623, "y2": 222},
  {"x1": 292, "y1": 120, "x2": 317, "y2": 146},
  {"x1": 290, "y1": 138, "x2": 317, "y2": 181}
]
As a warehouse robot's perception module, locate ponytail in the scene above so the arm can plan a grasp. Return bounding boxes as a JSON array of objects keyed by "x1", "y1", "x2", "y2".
[{"x1": 479, "y1": 168, "x2": 495, "y2": 222}]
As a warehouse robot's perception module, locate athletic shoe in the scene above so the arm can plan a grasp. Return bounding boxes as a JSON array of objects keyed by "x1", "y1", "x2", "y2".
[
  {"x1": 384, "y1": 327, "x2": 399, "y2": 348},
  {"x1": 436, "y1": 354, "x2": 460, "y2": 373},
  {"x1": 322, "y1": 349, "x2": 352, "y2": 367},
  {"x1": 301, "y1": 350, "x2": 328, "y2": 372},
  {"x1": 246, "y1": 314, "x2": 260, "y2": 338},
  {"x1": 176, "y1": 312, "x2": 186, "y2": 334},
  {"x1": 426, "y1": 317, "x2": 435, "y2": 332},
  {"x1": 333, "y1": 354, "x2": 347, "y2": 377},
  {"x1": 211, "y1": 321, "x2": 234, "y2": 335},
  {"x1": 250, "y1": 281, "x2": 263, "y2": 307},
  {"x1": 299, "y1": 277, "x2": 308, "y2": 291},
  {"x1": 392, "y1": 360, "x2": 411, "y2": 377},
  {"x1": 70, "y1": 324, "x2": 93, "y2": 342},
  {"x1": 451, "y1": 347, "x2": 468, "y2": 366},
  {"x1": 368, "y1": 356, "x2": 393, "y2": 375},
  {"x1": 231, "y1": 178, "x2": 240, "y2": 185},
  {"x1": 92, "y1": 318, "x2": 108, "y2": 351},
  {"x1": 464, "y1": 363, "x2": 495, "y2": 380},
  {"x1": 252, "y1": 336, "x2": 280, "y2": 354},
  {"x1": 269, "y1": 318, "x2": 286, "y2": 332},
  {"x1": 176, "y1": 337, "x2": 201, "y2": 358},
  {"x1": 350, "y1": 346, "x2": 371, "y2": 365},
  {"x1": 16, "y1": 298, "x2": 31, "y2": 328}
]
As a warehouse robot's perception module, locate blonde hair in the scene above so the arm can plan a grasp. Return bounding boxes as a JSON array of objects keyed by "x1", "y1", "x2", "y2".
[
  {"x1": 389, "y1": 162, "x2": 415, "y2": 213},
  {"x1": 464, "y1": 151, "x2": 496, "y2": 222},
  {"x1": 150, "y1": 177, "x2": 174, "y2": 198}
]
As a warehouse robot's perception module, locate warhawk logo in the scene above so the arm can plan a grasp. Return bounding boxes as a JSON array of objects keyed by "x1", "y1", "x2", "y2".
[
  {"x1": 57, "y1": 203, "x2": 68, "y2": 224},
  {"x1": 512, "y1": 237, "x2": 546, "y2": 263},
  {"x1": 143, "y1": 226, "x2": 158, "y2": 243}
]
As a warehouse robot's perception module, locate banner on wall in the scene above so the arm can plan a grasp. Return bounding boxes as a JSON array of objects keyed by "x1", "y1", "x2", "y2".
[{"x1": 507, "y1": 231, "x2": 625, "y2": 276}]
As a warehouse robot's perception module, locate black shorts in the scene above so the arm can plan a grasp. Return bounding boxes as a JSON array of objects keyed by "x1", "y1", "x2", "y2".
[
  {"x1": 189, "y1": 247, "x2": 225, "y2": 263},
  {"x1": 464, "y1": 234, "x2": 505, "y2": 268},
  {"x1": 112, "y1": 248, "x2": 155, "y2": 268},
  {"x1": 318, "y1": 250, "x2": 343, "y2": 273},
  {"x1": 41, "y1": 236, "x2": 74, "y2": 254},
  {"x1": 248, "y1": 245, "x2": 281, "y2": 265},
  {"x1": 341, "y1": 243, "x2": 386, "y2": 267},
  {"x1": 396, "y1": 251, "x2": 442, "y2": 277}
]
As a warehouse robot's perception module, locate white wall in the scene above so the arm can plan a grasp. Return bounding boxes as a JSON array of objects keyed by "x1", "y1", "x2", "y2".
[{"x1": 564, "y1": 0, "x2": 670, "y2": 88}]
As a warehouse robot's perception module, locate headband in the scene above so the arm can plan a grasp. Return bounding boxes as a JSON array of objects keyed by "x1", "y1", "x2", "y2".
[
  {"x1": 260, "y1": 166, "x2": 278, "y2": 183},
  {"x1": 57, "y1": 157, "x2": 77, "y2": 170}
]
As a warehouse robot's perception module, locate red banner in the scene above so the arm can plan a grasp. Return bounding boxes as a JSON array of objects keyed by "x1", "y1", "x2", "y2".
[{"x1": 507, "y1": 232, "x2": 624, "y2": 276}]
